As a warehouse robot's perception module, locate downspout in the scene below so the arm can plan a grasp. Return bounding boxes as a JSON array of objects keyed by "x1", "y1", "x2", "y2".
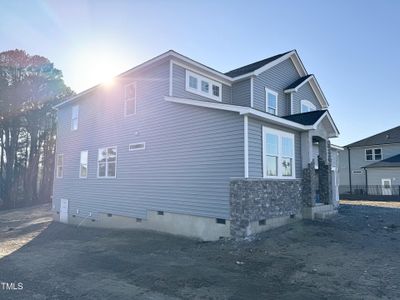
[
  {"x1": 347, "y1": 147, "x2": 352, "y2": 194},
  {"x1": 364, "y1": 168, "x2": 368, "y2": 195}
]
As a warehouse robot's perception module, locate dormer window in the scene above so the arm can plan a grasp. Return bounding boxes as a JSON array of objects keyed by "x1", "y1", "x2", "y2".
[
  {"x1": 265, "y1": 88, "x2": 278, "y2": 115},
  {"x1": 185, "y1": 70, "x2": 222, "y2": 101},
  {"x1": 301, "y1": 100, "x2": 316, "y2": 113}
]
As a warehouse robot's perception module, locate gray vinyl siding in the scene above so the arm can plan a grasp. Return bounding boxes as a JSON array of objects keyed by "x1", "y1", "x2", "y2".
[
  {"x1": 248, "y1": 118, "x2": 302, "y2": 178},
  {"x1": 366, "y1": 168, "x2": 400, "y2": 186},
  {"x1": 292, "y1": 81, "x2": 322, "y2": 114},
  {"x1": 339, "y1": 143, "x2": 400, "y2": 186},
  {"x1": 53, "y1": 59, "x2": 244, "y2": 220},
  {"x1": 231, "y1": 79, "x2": 251, "y2": 107},
  {"x1": 172, "y1": 63, "x2": 231, "y2": 104},
  {"x1": 253, "y1": 58, "x2": 300, "y2": 116}
]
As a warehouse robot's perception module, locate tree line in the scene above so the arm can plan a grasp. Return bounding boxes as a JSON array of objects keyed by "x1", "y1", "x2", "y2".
[{"x1": 0, "y1": 49, "x2": 73, "y2": 210}]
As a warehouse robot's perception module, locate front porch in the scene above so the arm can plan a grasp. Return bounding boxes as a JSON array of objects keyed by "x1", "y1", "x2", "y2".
[{"x1": 300, "y1": 115, "x2": 339, "y2": 219}]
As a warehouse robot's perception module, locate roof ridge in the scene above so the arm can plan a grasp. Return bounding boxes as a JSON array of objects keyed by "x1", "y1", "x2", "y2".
[
  {"x1": 224, "y1": 50, "x2": 293, "y2": 77},
  {"x1": 346, "y1": 125, "x2": 400, "y2": 147}
]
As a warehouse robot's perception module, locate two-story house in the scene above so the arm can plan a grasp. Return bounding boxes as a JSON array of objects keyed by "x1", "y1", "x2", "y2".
[
  {"x1": 53, "y1": 50, "x2": 340, "y2": 240},
  {"x1": 339, "y1": 126, "x2": 400, "y2": 198}
]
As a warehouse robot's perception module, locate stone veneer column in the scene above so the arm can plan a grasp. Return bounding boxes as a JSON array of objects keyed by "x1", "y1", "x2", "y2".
[
  {"x1": 318, "y1": 141, "x2": 332, "y2": 204},
  {"x1": 301, "y1": 160, "x2": 317, "y2": 207}
]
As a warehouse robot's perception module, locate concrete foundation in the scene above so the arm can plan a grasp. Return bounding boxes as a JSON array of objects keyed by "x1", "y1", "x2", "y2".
[{"x1": 54, "y1": 210, "x2": 230, "y2": 241}]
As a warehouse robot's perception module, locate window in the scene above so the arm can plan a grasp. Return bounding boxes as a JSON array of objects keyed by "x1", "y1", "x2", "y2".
[
  {"x1": 124, "y1": 83, "x2": 136, "y2": 116},
  {"x1": 365, "y1": 148, "x2": 382, "y2": 161},
  {"x1": 265, "y1": 88, "x2": 278, "y2": 115},
  {"x1": 301, "y1": 100, "x2": 316, "y2": 113},
  {"x1": 56, "y1": 154, "x2": 63, "y2": 178},
  {"x1": 79, "y1": 151, "x2": 88, "y2": 178},
  {"x1": 263, "y1": 127, "x2": 295, "y2": 178},
  {"x1": 189, "y1": 75, "x2": 198, "y2": 89},
  {"x1": 185, "y1": 70, "x2": 222, "y2": 101},
  {"x1": 129, "y1": 142, "x2": 145, "y2": 151},
  {"x1": 97, "y1": 147, "x2": 117, "y2": 178},
  {"x1": 71, "y1": 105, "x2": 79, "y2": 131}
]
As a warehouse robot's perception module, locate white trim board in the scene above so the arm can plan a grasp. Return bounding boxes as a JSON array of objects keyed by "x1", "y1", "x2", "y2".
[
  {"x1": 165, "y1": 96, "x2": 339, "y2": 138},
  {"x1": 165, "y1": 96, "x2": 313, "y2": 131},
  {"x1": 244, "y1": 115, "x2": 249, "y2": 178}
]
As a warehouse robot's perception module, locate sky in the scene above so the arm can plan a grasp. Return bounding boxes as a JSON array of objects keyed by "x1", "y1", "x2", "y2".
[{"x1": 0, "y1": 0, "x2": 399, "y2": 146}]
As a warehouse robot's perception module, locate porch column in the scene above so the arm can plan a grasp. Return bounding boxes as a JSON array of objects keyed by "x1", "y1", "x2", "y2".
[
  {"x1": 318, "y1": 139, "x2": 332, "y2": 204},
  {"x1": 301, "y1": 131, "x2": 316, "y2": 207}
]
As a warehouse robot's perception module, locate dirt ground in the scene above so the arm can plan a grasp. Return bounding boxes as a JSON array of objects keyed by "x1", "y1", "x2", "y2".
[{"x1": 0, "y1": 202, "x2": 399, "y2": 300}]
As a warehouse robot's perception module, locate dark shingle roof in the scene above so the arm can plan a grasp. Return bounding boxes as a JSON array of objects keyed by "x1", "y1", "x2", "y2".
[
  {"x1": 285, "y1": 74, "x2": 313, "y2": 91},
  {"x1": 282, "y1": 110, "x2": 326, "y2": 126},
  {"x1": 224, "y1": 51, "x2": 292, "y2": 78},
  {"x1": 365, "y1": 154, "x2": 400, "y2": 168},
  {"x1": 346, "y1": 125, "x2": 400, "y2": 148}
]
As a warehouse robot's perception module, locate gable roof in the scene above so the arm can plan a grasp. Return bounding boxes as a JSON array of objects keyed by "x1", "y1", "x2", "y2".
[
  {"x1": 365, "y1": 154, "x2": 400, "y2": 168},
  {"x1": 284, "y1": 74, "x2": 313, "y2": 91},
  {"x1": 346, "y1": 125, "x2": 400, "y2": 148},
  {"x1": 55, "y1": 49, "x2": 329, "y2": 110},
  {"x1": 224, "y1": 51, "x2": 292, "y2": 78},
  {"x1": 282, "y1": 110, "x2": 327, "y2": 125}
]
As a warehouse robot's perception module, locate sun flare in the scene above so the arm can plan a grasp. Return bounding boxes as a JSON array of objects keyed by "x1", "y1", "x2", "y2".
[{"x1": 72, "y1": 46, "x2": 126, "y2": 91}]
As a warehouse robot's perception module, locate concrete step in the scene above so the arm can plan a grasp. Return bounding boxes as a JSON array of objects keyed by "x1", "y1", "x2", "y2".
[
  {"x1": 314, "y1": 210, "x2": 338, "y2": 220},
  {"x1": 313, "y1": 204, "x2": 334, "y2": 213}
]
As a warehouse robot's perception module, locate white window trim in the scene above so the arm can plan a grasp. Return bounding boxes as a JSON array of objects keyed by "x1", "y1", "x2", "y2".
[
  {"x1": 124, "y1": 82, "x2": 137, "y2": 116},
  {"x1": 262, "y1": 127, "x2": 295, "y2": 179},
  {"x1": 79, "y1": 150, "x2": 88, "y2": 179},
  {"x1": 97, "y1": 146, "x2": 117, "y2": 179},
  {"x1": 265, "y1": 87, "x2": 278, "y2": 116},
  {"x1": 300, "y1": 100, "x2": 316, "y2": 113},
  {"x1": 71, "y1": 105, "x2": 79, "y2": 131},
  {"x1": 365, "y1": 148, "x2": 382, "y2": 161},
  {"x1": 56, "y1": 154, "x2": 64, "y2": 178},
  {"x1": 129, "y1": 142, "x2": 146, "y2": 151},
  {"x1": 185, "y1": 70, "x2": 222, "y2": 102}
]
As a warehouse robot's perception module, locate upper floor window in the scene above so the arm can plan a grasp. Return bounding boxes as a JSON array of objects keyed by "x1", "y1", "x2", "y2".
[
  {"x1": 79, "y1": 150, "x2": 88, "y2": 178},
  {"x1": 185, "y1": 70, "x2": 222, "y2": 101},
  {"x1": 71, "y1": 105, "x2": 79, "y2": 131},
  {"x1": 263, "y1": 127, "x2": 295, "y2": 178},
  {"x1": 265, "y1": 88, "x2": 278, "y2": 115},
  {"x1": 98, "y1": 147, "x2": 117, "y2": 178},
  {"x1": 56, "y1": 154, "x2": 63, "y2": 178},
  {"x1": 124, "y1": 83, "x2": 136, "y2": 116},
  {"x1": 301, "y1": 100, "x2": 316, "y2": 113},
  {"x1": 365, "y1": 148, "x2": 382, "y2": 161}
]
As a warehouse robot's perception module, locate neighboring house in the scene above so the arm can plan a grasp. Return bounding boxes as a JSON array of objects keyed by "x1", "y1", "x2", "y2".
[
  {"x1": 339, "y1": 126, "x2": 400, "y2": 198},
  {"x1": 52, "y1": 50, "x2": 340, "y2": 240}
]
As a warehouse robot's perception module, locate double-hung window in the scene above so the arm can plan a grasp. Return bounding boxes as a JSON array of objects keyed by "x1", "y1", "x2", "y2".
[
  {"x1": 124, "y1": 83, "x2": 136, "y2": 116},
  {"x1": 79, "y1": 151, "x2": 88, "y2": 178},
  {"x1": 265, "y1": 88, "x2": 278, "y2": 115},
  {"x1": 71, "y1": 105, "x2": 79, "y2": 131},
  {"x1": 300, "y1": 100, "x2": 316, "y2": 113},
  {"x1": 263, "y1": 127, "x2": 295, "y2": 178},
  {"x1": 97, "y1": 147, "x2": 117, "y2": 178},
  {"x1": 56, "y1": 154, "x2": 63, "y2": 178},
  {"x1": 185, "y1": 70, "x2": 222, "y2": 101},
  {"x1": 365, "y1": 148, "x2": 382, "y2": 161}
]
